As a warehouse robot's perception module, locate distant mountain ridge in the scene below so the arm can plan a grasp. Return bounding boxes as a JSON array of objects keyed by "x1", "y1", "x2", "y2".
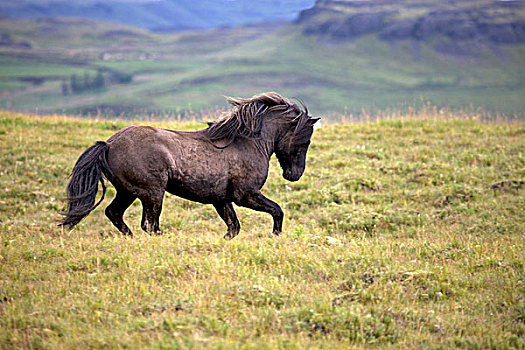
[
  {"x1": 0, "y1": 0, "x2": 316, "y2": 32},
  {"x1": 296, "y1": 0, "x2": 525, "y2": 45}
]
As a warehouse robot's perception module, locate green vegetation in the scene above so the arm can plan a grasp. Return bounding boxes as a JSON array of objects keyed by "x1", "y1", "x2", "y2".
[
  {"x1": 0, "y1": 110, "x2": 523, "y2": 348},
  {"x1": 0, "y1": 18, "x2": 524, "y2": 118}
]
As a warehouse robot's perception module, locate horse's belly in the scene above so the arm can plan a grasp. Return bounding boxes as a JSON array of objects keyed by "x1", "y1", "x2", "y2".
[{"x1": 166, "y1": 176, "x2": 230, "y2": 204}]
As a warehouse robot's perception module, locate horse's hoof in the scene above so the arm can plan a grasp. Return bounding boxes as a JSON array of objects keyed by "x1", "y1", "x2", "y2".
[
  {"x1": 147, "y1": 231, "x2": 162, "y2": 236},
  {"x1": 273, "y1": 231, "x2": 281, "y2": 237},
  {"x1": 223, "y1": 233, "x2": 233, "y2": 240}
]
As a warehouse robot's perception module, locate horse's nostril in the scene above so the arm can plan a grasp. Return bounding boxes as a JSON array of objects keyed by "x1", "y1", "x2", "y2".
[{"x1": 283, "y1": 169, "x2": 302, "y2": 182}]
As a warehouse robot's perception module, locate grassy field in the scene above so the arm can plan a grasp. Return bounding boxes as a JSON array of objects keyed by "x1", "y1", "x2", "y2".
[
  {"x1": 1, "y1": 18, "x2": 524, "y2": 118},
  {"x1": 0, "y1": 110, "x2": 523, "y2": 349}
]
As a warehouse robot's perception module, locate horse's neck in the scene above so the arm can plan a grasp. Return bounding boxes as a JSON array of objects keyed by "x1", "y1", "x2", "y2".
[
  {"x1": 246, "y1": 137, "x2": 272, "y2": 161},
  {"x1": 252, "y1": 121, "x2": 283, "y2": 160}
]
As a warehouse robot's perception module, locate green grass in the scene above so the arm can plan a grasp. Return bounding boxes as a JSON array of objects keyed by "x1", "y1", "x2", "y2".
[
  {"x1": 0, "y1": 110, "x2": 523, "y2": 349},
  {"x1": 0, "y1": 64, "x2": 95, "y2": 78}
]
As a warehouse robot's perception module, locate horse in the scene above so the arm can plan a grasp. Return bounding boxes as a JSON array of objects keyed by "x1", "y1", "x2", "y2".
[{"x1": 60, "y1": 92, "x2": 319, "y2": 239}]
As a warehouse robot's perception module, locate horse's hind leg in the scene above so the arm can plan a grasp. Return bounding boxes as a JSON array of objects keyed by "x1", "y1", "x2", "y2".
[
  {"x1": 213, "y1": 202, "x2": 240, "y2": 239},
  {"x1": 105, "y1": 189, "x2": 136, "y2": 236},
  {"x1": 139, "y1": 193, "x2": 164, "y2": 235}
]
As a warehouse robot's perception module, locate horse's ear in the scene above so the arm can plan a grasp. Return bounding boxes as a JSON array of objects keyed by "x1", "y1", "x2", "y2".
[{"x1": 306, "y1": 117, "x2": 320, "y2": 126}]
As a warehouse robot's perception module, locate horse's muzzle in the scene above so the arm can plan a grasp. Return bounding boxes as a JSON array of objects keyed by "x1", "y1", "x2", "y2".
[{"x1": 283, "y1": 169, "x2": 303, "y2": 182}]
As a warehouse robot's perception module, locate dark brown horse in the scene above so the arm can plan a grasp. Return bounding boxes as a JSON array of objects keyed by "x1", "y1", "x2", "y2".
[{"x1": 60, "y1": 92, "x2": 319, "y2": 238}]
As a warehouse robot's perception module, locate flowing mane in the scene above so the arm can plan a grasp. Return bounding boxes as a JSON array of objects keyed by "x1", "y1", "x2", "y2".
[{"x1": 204, "y1": 92, "x2": 310, "y2": 147}]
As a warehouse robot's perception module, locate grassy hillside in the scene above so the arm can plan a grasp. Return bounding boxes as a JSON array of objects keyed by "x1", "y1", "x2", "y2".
[
  {"x1": 0, "y1": 18, "x2": 524, "y2": 119},
  {"x1": 0, "y1": 110, "x2": 523, "y2": 348}
]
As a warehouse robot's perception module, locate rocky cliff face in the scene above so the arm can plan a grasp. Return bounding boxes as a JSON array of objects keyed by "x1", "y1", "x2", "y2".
[{"x1": 296, "y1": 0, "x2": 525, "y2": 44}]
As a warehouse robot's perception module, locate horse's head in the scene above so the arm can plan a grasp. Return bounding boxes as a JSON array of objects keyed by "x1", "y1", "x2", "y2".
[
  {"x1": 275, "y1": 111, "x2": 319, "y2": 182},
  {"x1": 205, "y1": 92, "x2": 319, "y2": 181}
]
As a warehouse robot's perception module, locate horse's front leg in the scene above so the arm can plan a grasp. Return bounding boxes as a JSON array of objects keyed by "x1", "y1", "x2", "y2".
[
  {"x1": 237, "y1": 191, "x2": 283, "y2": 236},
  {"x1": 213, "y1": 202, "x2": 241, "y2": 239}
]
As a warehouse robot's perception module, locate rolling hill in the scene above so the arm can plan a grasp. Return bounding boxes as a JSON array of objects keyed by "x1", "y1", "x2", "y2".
[{"x1": 0, "y1": 0, "x2": 524, "y2": 119}]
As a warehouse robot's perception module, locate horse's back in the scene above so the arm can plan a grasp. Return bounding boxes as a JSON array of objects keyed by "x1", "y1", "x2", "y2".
[{"x1": 107, "y1": 125, "x2": 163, "y2": 144}]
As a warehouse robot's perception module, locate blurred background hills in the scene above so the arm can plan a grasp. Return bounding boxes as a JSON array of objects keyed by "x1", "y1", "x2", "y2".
[
  {"x1": 0, "y1": 0, "x2": 315, "y2": 32},
  {"x1": 0, "y1": 0, "x2": 524, "y2": 120}
]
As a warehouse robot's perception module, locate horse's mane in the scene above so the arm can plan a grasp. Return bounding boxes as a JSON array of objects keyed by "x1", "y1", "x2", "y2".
[{"x1": 204, "y1": 92, "x2": 309, "y2": 148}]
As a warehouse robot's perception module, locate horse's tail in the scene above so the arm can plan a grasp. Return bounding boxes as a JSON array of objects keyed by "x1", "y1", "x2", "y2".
[{"x1": 60, "y1": 141, "x2": 112, "y2": 229}]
